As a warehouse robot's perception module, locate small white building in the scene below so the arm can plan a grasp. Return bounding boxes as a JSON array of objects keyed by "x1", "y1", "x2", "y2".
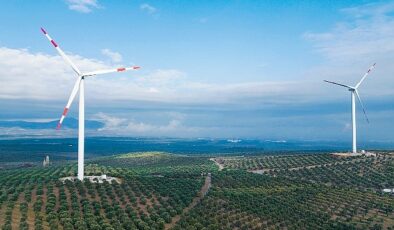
[
  {"x1": 43, "y1": 155, "x2": 50, "y2": 167},
  {"x1": 382, "y1": 188, "x2": 394, "y2": 193},
  {"x1": 60, "y1": 174, "x2": 121, "y2": 184},
  {"x1": 361, "y1": 150, "x2": 376, "y2": 157}
]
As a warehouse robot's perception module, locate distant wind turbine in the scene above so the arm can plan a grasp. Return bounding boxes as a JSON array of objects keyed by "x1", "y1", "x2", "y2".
[
  {"x1": 324, "y1": 63, "x2": 376, "y2": 154},
  {"x1": 41, "y1": 27, "x2": 140, "y2": 180}
]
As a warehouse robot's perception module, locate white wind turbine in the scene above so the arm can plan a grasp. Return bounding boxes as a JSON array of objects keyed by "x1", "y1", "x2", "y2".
[
  {"x1": 41, "y1": 27, "x2": 140, "y2": 180},
  {"x1": 324, "y1": 63, "x2": 376, "y2": 154}
]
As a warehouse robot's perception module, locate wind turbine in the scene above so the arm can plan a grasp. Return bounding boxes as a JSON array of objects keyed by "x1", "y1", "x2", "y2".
[
  {"x1": 41, "y1": 28, "x2": 140, "y2": 180},
  {"x1": 324, "y1": 63, "x2": 376, "y2": 154}
]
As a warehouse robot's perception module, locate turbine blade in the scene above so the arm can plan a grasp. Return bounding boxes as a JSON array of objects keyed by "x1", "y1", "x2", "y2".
[
  {"x1": 41, "y1": 27, "x2": 82, "y2": 76},
  {"x1": 323, "y1": 80, "x2": 353, "y2": 89},
  {"x1": 57, "y1": 77, "x2": 82, "y2": 129},
  {"x1": 355, "y1": 90, "x2": 369, "y2": 123},
  {"x1": 355, "y1": 63, "x2": 376, "y2": 89},
  {"x1": 84, "y1": 66, "x2": 140, "y2": 77}
]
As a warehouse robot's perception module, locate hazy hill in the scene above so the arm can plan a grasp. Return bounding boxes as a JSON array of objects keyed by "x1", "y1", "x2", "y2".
[{"x1": 0, "y1": 117, "x2": 104, "y2": 129}]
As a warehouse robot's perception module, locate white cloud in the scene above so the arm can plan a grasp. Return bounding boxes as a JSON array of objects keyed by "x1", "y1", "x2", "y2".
[
  {"x1": 304, "y1": 2, "x2": 394, "y2": 61},
  {"x1": 340, "y1": 2, "x2": 394, "y2": 18},
  {"x1": 2, "y1": 38, "x2": 394, "y2": 117},
  {"x1": 139, "y1": 69, "x2": 184, "y2": 86},
  {"x1": 0, "y1": 47, "x2": 108, "y2": 100},
  {"x1": 101, "y1": 49, "x2": 123, "y2": 63},
  {"x1": 140, "y1": 3, "x2": 157, "y2": 14},
  {"x1": 0, "y1": 46, "x2": 322, "y2": 105},
  {"x1": 93, "y1": 112, "x2": 199, "y2": 137},
  {"x1": 65, "y1": 0, "x2": 101, "y2": 13},
  {"x1": 0, "y1": 47, "x2": 190, "y2": 103}
]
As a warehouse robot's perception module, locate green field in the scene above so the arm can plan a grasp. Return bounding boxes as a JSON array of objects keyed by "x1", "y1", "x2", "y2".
[{"x1": 0, "y1": 152, "x2": 393, "y2": 230}]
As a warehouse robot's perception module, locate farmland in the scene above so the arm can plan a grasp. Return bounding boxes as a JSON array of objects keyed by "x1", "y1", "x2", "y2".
[{"x1": 0, "y1": 152, "x2": 393, "y2": 229}]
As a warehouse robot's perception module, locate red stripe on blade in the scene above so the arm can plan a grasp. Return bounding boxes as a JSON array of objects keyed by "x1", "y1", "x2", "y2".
[
  {"x1": 62, "y1": 108, "x2": 69, "y2": 116},
  {"x1": 41, "y1": 27, "x2": 47, "y2": 34},
  {"x1": 56, "y1": 123, "x2": 61, "y2": 130},
  {"x1": 133, "y1": 66, "x2": 140, "y2": 69},
  {"x1": 117, "y1": 68, "x2": 126, "y2": 72},
  {"x1": 51, "y1": 40, "x2": 58, "y2": 47}
]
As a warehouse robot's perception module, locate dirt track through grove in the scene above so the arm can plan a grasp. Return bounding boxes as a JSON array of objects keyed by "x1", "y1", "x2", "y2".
[{"x1": 165, "y1": 173, "x2": 212, "y2": 230}]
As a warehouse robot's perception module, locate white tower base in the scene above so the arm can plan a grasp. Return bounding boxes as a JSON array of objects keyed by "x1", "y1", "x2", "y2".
[
  {"x1": 77, "y1": 78, "x2": 85, "y2": 181},
  {"x1": 351, "y1": 90, "x2": 357, "y2": 154}
]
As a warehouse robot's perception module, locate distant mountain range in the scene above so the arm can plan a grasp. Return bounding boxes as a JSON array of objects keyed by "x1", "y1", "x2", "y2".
[{"x1": 0, "y1": 118, "x2": 104, "y2": 129}]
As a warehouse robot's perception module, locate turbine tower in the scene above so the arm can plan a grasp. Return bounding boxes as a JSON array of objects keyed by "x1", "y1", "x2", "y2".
[
  {"x1": 41, "y1": 28, "x2": 140, "y2": 180},
  {"x1": 324, "y1": 63, "x2": 376, "y2": 154}
]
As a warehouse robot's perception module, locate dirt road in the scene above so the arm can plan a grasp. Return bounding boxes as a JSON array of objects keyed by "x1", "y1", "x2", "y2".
[{"x1": 165, "y1": 173, "x2": 212, "y2": 229}]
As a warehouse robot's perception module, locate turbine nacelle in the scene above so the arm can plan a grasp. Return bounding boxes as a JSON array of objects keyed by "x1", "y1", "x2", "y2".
[{"x1": 323, "y1": 63, "x2": 375, "y2": 124}]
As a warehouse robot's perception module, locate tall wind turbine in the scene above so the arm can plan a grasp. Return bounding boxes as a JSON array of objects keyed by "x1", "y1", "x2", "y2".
[
  {"x1": 41, "y1": 28, "x2": 140, "y2": 180},
  {"x1": 324, "y1": 63, "x2": 376, "y2": 154}
]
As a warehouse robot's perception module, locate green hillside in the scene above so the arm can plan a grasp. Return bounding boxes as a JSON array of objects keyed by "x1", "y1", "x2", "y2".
[{"x1": 0, "y1": 152, "x2": 393, "y2": 230}]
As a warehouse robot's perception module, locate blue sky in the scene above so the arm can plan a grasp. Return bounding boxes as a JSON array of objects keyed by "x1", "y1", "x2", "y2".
[{"x1": 1, "y1": 0, "x2": 394, "y2": 143}]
